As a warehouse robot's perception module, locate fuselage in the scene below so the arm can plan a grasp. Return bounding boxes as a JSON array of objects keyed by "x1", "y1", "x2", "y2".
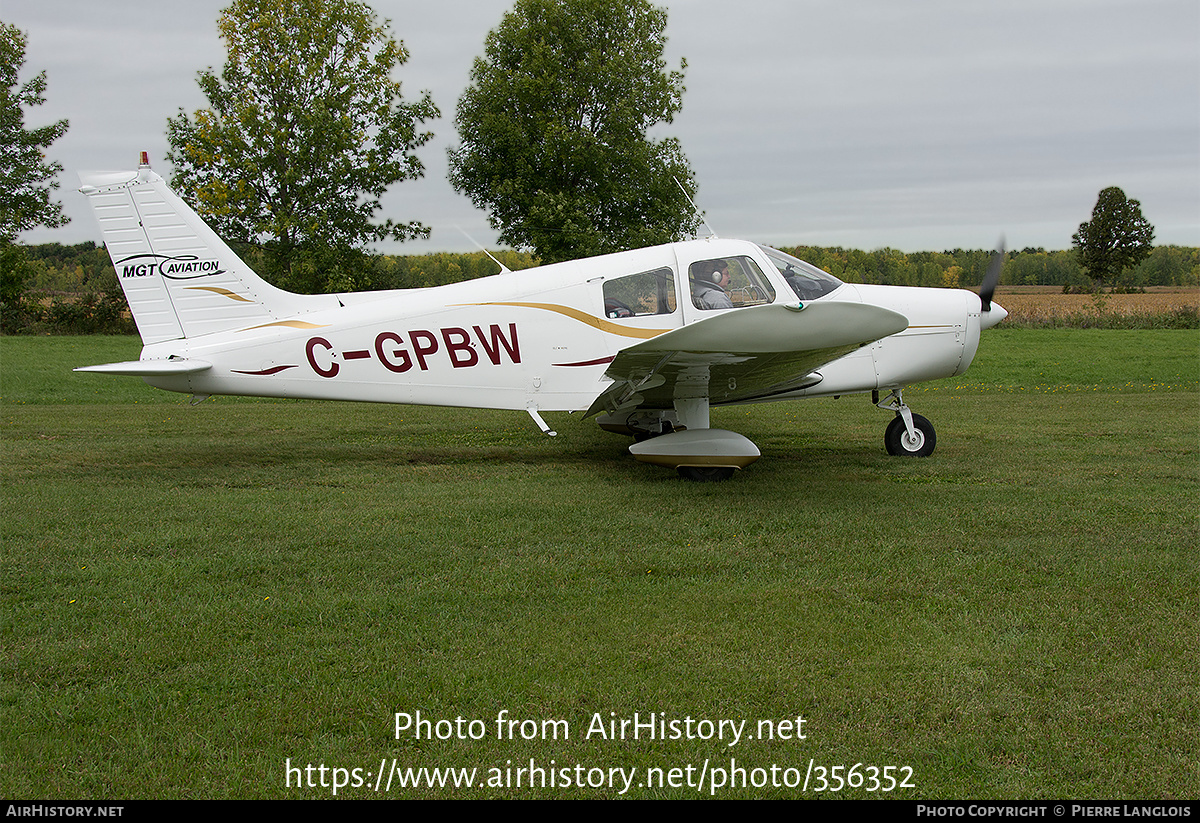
[{"x1": 134, "y1": 238, "x2": 1003, "y2": 412}]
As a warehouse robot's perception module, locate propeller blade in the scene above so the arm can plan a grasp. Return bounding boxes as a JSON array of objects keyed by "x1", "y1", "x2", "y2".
[{"x1": 980, "y1": 237, "x2": 1005, "y2": 312}]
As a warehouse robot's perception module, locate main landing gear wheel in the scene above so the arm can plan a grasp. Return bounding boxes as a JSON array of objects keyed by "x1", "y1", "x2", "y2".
[
  {"x1": 676, "y1": 466, "x2": 736, "y2": 482},
  {"x1": 884, "y1": 413, "x2": 936, "y2": 457}
]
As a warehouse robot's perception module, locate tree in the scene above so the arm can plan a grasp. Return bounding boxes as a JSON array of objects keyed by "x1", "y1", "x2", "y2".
[
  {"x1": 1071, "y1": 187, "x2": 1155, "y2": 290},
  {"x1": 166, "y1": 0, "x2": 438, "y2": 292},
  {"x1": 1, "y1": 23, "x2": 70, "y2": 313},
  {"x1": 448, "y1": 0, "x2": 700, "y2": 264},
  {"x1": 0, "y1": 23, "x2": 70, "y2": 244}
]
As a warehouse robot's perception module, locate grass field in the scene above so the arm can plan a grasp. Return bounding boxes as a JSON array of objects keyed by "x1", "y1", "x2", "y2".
[{"x1": 2, "y1": 331, "x2": 1197, "y2": 799}]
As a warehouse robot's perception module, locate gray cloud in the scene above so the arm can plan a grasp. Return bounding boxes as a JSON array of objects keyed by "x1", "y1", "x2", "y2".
[{"x1": 5, "y1": 0, "x2": 1197, "y2": 253}]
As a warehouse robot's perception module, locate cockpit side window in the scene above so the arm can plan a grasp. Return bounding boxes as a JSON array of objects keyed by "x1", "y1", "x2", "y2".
[
  {"x1": 603, "y1": 267, "x2": 676, "y2": 318},
  {"x1": 760, "y1": 245, "x2": 844, "y2": 301},
  {"x1": 688, "y1": 256, "x2": 775, "y2": 311}
]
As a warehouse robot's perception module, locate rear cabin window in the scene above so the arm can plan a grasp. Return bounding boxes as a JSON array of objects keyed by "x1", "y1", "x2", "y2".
[{"x1": 603, "y1": 267, "x2": 677, "y2": 318}]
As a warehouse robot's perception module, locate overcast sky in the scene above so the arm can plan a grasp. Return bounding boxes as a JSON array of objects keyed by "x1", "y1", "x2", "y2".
[{"x1": 5, "y1": 0, "x2": 1198, "y2": 254}]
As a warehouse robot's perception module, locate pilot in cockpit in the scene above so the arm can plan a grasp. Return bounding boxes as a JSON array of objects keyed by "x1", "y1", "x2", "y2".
[{"x1": 690, "y1": 259, "x2": 734, "y2": 310}]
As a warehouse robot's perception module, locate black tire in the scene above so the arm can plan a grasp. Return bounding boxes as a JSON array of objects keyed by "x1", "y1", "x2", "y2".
[
  {"x1": 677, "y1": 466, "x2": 736, "y2": 482},
  {"x1": 884, "y1": 413, "x2": 936, "y2": 457}
]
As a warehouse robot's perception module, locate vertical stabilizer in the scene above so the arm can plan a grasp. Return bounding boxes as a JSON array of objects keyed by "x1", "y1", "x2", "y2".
[{"x1": 79, "y1": 156, "x2": 335, "y2": 344}]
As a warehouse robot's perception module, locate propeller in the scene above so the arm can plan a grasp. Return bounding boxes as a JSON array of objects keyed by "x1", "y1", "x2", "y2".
[{"x1": 979, "y1": 237, "x2": 1005, "y2": 312}]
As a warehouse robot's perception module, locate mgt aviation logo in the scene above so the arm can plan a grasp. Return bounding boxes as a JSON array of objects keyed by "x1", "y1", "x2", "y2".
[{"x1": 117, "y1": 253, "x2": 225, "y2": 280}]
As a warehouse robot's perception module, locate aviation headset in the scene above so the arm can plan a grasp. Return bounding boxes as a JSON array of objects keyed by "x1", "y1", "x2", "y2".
[{"x1": 703, "y1": 261, "x2": 729, "y2": 283}]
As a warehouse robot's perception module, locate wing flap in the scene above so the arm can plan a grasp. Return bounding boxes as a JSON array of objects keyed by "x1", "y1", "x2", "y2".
[{"x1": 586, "y1": 301, "x2": 907, "y2": 415}]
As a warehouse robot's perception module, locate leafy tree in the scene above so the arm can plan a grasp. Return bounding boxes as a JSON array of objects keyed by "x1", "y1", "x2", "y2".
[
  {"x1": 0, "y1": 23, "x2": 70, "y2": 245},
  {"x1": 1, "y1": 23, "x2": 70, "y2": 317},
  {"x1": 448, "y1": 0, "x2": 700, "y2": 264},
  {"x1": 0, "y1": 241, "x2": 29, "y2": 316},
  {"x1": 166, "y1": 0, "x2": 438, "y2": 292},
  {"x1": 1072, "y1": 187, "x2": 1155, "y2": 290}
]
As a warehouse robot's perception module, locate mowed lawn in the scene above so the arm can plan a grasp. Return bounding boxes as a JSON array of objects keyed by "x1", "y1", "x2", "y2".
[{"x1": 1, "y1": 330, "x2": 1197, "y2": 799}]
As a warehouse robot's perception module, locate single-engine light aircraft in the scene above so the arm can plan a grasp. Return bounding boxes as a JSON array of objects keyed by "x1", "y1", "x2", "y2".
[{"x1": 75, "y1": 155, "x2": 1007, "y2": 481}]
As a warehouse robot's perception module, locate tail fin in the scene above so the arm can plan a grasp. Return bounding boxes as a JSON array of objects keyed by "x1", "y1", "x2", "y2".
[{"x1": 79, "y1": 154, "x2": 334, "y2": 344}]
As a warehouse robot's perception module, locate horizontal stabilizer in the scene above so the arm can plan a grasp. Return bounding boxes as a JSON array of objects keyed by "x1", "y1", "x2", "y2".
[{"x1": 74, "y1": 359, "x2": 212, "y2": 376}]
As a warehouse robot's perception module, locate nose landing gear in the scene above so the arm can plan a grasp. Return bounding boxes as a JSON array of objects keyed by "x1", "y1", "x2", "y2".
[{"x1": 876, "y1": 389, "x2": 936, "y2": 457}]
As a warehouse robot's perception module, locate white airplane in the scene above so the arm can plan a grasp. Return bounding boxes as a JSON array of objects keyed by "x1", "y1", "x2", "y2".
[{"x1": 75, "y1": 155, "x2": 1007, "y2": 481}]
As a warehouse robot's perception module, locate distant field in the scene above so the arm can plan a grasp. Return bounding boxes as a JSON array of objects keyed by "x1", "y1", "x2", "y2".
[
  {"x1": 2, "y1": 332, "x2": 1197, "y2": 799},
  {"x1": 996, "y1": 286, "x2": 1199, "y2": 326}
]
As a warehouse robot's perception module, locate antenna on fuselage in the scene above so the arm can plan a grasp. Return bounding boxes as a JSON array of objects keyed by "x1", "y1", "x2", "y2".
[
  {"x1": 457, "y1": 226, "x2": 512, "y2": 275},
  {"x1": 674, "y1": 177, "x2": 717, "y2": 239}
]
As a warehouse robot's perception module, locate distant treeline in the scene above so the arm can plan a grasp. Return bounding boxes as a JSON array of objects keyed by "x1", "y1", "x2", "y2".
[
  {"x1": 13, "y1": 242, "x2": 541, "y2": 297},
  {"x1": 779, "y1": 245, "x2": 1200, "y2": 291},
  {"x1": 15, "y1": 241, "x2": 1200, "y2": 300},
  {"x1": 6, "y1": 240, "x2": 1196, "y2": 334}
]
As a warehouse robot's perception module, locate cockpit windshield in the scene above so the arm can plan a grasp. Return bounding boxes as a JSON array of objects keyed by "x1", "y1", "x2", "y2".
[{"x1": 759, "y1": 245, "x2": 844, "y2": 301}]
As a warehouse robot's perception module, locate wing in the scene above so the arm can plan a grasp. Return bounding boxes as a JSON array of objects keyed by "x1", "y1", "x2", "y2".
[{"x1": 585, "y1": 301, "x2": 908, "y2": 416}]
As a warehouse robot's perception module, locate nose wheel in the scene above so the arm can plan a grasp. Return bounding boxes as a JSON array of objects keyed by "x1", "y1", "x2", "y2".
[
  {"x1": 884, "y1": 412, "x2": 936, "y2": 456},
  {"x1": 877, "y1": 389, "x2": 936, "y2": 457}
]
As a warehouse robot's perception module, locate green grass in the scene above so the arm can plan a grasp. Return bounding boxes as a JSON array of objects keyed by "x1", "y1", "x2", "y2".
[{"x1": 2, "y1": 331, "x2": 1197, "y2": 798}]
